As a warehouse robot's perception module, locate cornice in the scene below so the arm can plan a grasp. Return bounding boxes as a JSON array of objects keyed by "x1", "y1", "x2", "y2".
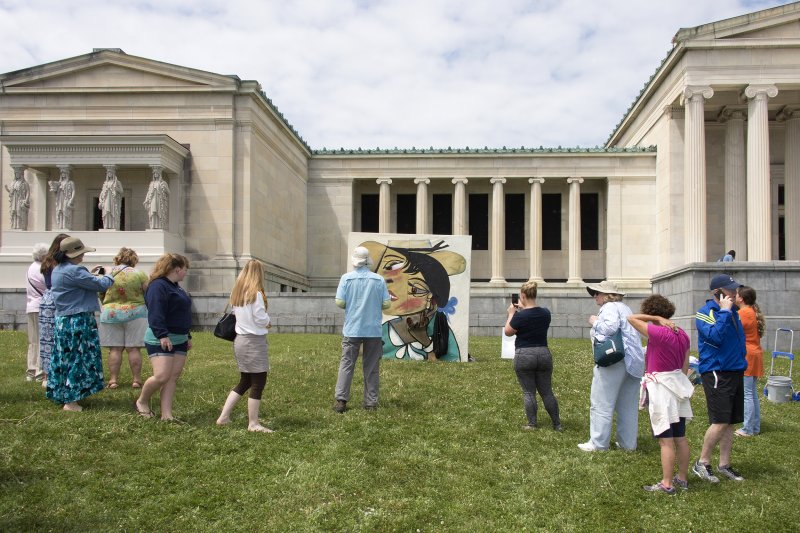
[
  {"x1": 311, "y1": 145, "x2": 656, "y2": 157},
  {"x1": 0, "y1": 134, "x2": 189, "y2": 174}
]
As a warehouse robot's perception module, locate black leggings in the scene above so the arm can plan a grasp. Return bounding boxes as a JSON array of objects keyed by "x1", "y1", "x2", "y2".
[
  {"x1": 514, "y1": 346, "x2": 560, "y2": 427},
  {"x1": 232, "y1": 372, "x2": 268, "y2": 400}
]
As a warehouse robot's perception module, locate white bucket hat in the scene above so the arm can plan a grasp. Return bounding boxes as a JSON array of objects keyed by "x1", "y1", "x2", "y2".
[
  {"x1": 586, "y1": 280, "x2": 625, "y2": 297},
  {"x1": 351, "y1": 246, "x2": 373, "y2": 268}
]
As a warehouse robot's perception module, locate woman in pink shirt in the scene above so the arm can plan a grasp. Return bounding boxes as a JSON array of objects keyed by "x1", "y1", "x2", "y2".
[{"x1": 628, "y1": 294, "x2": 693, "y2": 495}]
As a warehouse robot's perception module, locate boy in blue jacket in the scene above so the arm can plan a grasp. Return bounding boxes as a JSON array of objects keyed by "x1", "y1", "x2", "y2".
[{"x1": 692, "y1": 274, "x2": 747, "y2": 484}]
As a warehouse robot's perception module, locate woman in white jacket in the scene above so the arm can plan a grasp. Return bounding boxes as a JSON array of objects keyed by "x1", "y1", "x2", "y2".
[
  {"x1": 578, "y1": 280, "x2": 645, "y2": 452},
  {"x1": 216, "y1": 260, "x2": 273, "y2": 433},
  {"x1": 628, "y1": 294, "x2": 693, "y2": 494}
]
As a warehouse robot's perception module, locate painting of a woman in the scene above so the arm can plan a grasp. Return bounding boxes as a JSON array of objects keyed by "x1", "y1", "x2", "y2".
[{"x1": 361, "y1": 239, "x2": 466, "y2": 362}]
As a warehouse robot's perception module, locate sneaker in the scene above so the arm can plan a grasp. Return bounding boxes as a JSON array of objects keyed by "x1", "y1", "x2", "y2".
[
  {"x1": 522, "y1": 424, "x2": 537, "y2": 431},
  {"x1": 734, "y1": 429, "x2": 753, "y2": 438},
  {"x1": 691, "y1": 461, "x2": 720, "y2": 483},
  {"x1": 553, "y1": 424, "x2": 563, "y2": 432},
  {"x1": 643, "y1": 482, "x2": 676, "y2": 494},
  {"x1": 672, "y1": 476, "x2": 688, "y2": 491},
  {"x1": 578, "y1": 441, "x2": 599, "y2": 452},
  {"x1": 333, "y1": 400, "x2": 347, "y2": 413},
  {"x1": 717, "y1": 464, "x2": 744, "y2": 481},
  {"x1": 363, "y1": 405, "x2": 377, "y2": 411}
]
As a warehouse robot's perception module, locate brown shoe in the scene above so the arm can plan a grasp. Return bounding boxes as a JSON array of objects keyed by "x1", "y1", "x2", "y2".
[{"x1": 333, "y1": 400, "x2": 347, "y2": 413}]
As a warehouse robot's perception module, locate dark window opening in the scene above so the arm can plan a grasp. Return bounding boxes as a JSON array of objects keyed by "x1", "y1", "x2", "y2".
[
  {"x1": 581, "y1": 193, "x2": 599, "y2": 250},
  {"x1": 779, "y1": 216, "x2": 785, "y2": 260},
  {"x1": 542, "y1": 193, "x2": 561, "y2": 250},
  {"x1": 469, "y1": 194, "x2": 488, "y2": 250},
  {"x1": 778, "y1": 185, "x2": 784, "y2": 206},
  {"x1": 432, "y1": 194, "x2": 453, "y2": 235},
  {"x1": 361, "y1": 194, "x2": 379, "y2": 232},
  {"x1": 505, "y1": 193, "x2": 525, "y2": 250},
  {"x1": 396, "y1": 194, "x2": 416, "y2": 234}
]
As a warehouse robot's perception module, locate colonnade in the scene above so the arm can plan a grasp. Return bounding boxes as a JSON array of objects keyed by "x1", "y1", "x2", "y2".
[
  {"x1": 683, "y1": 84, "x2": 800, "y2": 261},
  {"x1": 374, "y1": 175, "x2": 590, "y2": 284}
]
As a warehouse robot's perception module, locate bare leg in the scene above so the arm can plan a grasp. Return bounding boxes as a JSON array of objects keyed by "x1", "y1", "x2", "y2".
[
  {"x1": 247, "y1": 398, "x2": 272, "y2": 432},
  {"x1": 657, "y1": 438, "x2": 675, "y2": 488},
  {"x1": 217, "y1": 390, "x2": 242, "y2": 425},
  {"x1": 159, "y1": 355, "x2": 187, "y2": 420},
  {"x1": 718, "y1": 425, "x2": 735, "y2": 466},
  {"x1": 136, "y1": 355, "x2": 172, "y2": 414},
  {"x1": 699, "y1": 423, "x2": 730, "y2": 464},
  {"x1": 126, "y1": 347, "x2": 143, "y2": 385},
  {"x1": 108, "y1": 347, "x2": 123, "y2": 384},
  {"x1": 675, "y1": 436, "x2": 690, "y2": 481}
]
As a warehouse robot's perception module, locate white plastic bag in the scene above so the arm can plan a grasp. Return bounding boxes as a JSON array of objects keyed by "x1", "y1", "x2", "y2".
[{"x1": 501, "y1": 328, "x2": 516, "y2": 359}]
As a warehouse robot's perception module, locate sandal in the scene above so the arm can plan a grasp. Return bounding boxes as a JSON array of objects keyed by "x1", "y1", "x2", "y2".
[
  {"x1": 131, "y1": 381, "x2": 142, "y2": 389},
  {"x1": 133, "y1": 401, "x2": 154, "y2": 419},
  {"x1": 107, "y1": 381, "x2": 119, "y2": 389}
]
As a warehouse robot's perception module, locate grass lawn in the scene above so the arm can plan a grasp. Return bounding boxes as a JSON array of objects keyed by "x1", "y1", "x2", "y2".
[{"x1": 1, "y1": 331, "x2": 799, "y2": 532}]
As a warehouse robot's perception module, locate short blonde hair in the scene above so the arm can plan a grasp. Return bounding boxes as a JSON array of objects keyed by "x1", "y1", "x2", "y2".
[{"x1": 520, "y1": 281, "x2": 538, "y2": 300}]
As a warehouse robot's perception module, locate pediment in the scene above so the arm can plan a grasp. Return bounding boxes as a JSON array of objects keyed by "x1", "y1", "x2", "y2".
[
  {"x1": 720, "y1": 20, "x2": 800, "y2": 40},
  {"x1": 1, "y1": 50, "x2": 238, "y2": 91},
  {"x1": 675, "y1": 4, "x2": 800, "y2": 43}
]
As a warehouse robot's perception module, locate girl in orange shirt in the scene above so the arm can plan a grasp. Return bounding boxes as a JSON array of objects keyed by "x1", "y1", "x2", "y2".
[{"x1": 735, "y1": 286, "x2": 765, "y2": 437}]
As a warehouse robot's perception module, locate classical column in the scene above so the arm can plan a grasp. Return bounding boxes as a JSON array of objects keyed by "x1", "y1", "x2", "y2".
[
  {"x1": 567, "y1": 177, "x2": 583, "y2": 283},
  {"x1": 414, "y1": 178, "x2": 430, "y2": 234},
  {"x1": 682, "y1": 85, "x2": 714, "y2": 263},
  {"x1": 720, "y1": 108, "x2": 747, "y2": 260},
  {"x1": 489, "y1": 177, "x2": 507, "y2": 284},
  {"x1": 780, "y1": 107, "x2": 800, "y2": 260},
  {"x1": 528, "y1": 178, "x2": 544, "y2": 282},
  {"x1": 376, "y1": 178, "x2": 392, "y2": 233},
  {"x1": 745, "y1": 84, "x2": 778, "y2": 261},
  {"x1": 452, "y1": 178, "x2": 468, "y2": 235}
]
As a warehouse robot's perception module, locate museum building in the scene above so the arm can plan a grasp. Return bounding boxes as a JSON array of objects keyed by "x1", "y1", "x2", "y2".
[{"x1": 1, "y1": 3, "x2": 799, "y2": 338}]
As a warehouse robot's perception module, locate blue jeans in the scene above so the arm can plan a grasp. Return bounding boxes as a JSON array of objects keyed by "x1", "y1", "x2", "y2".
[
  {"x1": 588, "y1": 362, "x2": 640, "y2": 450},
  {"x1": 742, "y1": 375, "x2": 761, "y2": 434}
]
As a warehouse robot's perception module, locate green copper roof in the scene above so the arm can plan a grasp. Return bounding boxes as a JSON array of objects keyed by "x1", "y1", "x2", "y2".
[{"x1": 312, "y1": 145, "x2": 656, "y2": 156}]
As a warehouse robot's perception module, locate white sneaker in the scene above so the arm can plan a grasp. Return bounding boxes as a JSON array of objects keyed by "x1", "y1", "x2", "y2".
[
  {"x1": 578, "y1": 441, "x2": 599, "y2": 452},
  {"x1": 42, "y1": 380, "x2": 48, "y2": 389}
]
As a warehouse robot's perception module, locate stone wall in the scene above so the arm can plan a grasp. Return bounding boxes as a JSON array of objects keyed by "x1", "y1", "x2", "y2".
[{"x1": 652, "y1": 262, "x2": 800, "y2": 350}]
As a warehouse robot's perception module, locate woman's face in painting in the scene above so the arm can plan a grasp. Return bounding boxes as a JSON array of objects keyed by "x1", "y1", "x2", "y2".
[{"x1": 377, "y1": 251, "x2": 432, "y2": 316}]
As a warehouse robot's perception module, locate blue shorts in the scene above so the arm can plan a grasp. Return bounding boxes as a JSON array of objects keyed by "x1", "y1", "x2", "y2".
[
  {"x1": 654, "y1": 417, "x2": 686, "y2": 439},
  {"x1": 145, "y1": 342, "x2": 189, "y2": 357}
]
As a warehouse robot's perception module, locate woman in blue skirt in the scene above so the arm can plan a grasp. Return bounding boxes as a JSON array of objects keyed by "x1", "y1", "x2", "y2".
[
  {"x1": 46, "y1": 237, "x2": 114, "y2": 412},
  {"x1": 38, "y1": 233, "x2": 70, "y2": 388}
]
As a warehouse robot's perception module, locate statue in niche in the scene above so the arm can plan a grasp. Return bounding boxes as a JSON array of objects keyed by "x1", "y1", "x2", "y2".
[
  {"x1": 48, "y1": 166, "x2": 75, "y2": 230},
  {"x1": 5, "y1": 166, "x2": 30, "y2": 230},
  {"x1": 99, "y1": 166, "x2": 124, "y2": 230},
  {"x1": 143, "y1": 166, "x2": 170, "y2": 230}
]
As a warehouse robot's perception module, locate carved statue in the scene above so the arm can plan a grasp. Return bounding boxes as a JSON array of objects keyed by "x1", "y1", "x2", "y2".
[
  {"x1": 5, "y1": 166, "x2": 30, "y2": 230},
  {"x1": 98, "y1": 165, "x2": 124, "y2": 230},
  {"x1": 143, "y1": 166, "x2": 170, "y2": 230},
  {"x1": 48, "y1": 166, "x2": 75, "y2": 230}
]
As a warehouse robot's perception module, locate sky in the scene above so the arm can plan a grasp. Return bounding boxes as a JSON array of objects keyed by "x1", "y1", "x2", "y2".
[{"x1": 0, "y1": 0, "x2": 791, "y2": 150}]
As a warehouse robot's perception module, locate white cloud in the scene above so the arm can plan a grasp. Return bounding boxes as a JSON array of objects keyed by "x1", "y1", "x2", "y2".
[{"x1": 0, "y1": 0, "x2": 789, "y2": 149}]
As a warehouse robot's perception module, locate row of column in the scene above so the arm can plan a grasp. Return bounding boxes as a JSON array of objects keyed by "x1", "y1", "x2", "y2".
[
  {"x1": 375, "y1": 176, "x2": 587, "y2": 284},
  {"x1": 683, "y1": 84, "x2": 799, "y2": 261}
]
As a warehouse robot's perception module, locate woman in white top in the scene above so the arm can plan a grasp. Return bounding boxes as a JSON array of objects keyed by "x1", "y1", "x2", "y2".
[{"x1": 216, "y1": 260, "x2": 273, "y2": 433}]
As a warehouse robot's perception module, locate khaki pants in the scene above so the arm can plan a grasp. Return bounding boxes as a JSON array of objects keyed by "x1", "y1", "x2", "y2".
[{"x1": 26, "y1": 312, "x2": 42, "y2": 379}]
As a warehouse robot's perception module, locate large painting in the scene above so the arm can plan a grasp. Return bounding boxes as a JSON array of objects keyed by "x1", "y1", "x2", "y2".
[{"x1": 348, "y1": 233, "x2": 472, "y2": 362}]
